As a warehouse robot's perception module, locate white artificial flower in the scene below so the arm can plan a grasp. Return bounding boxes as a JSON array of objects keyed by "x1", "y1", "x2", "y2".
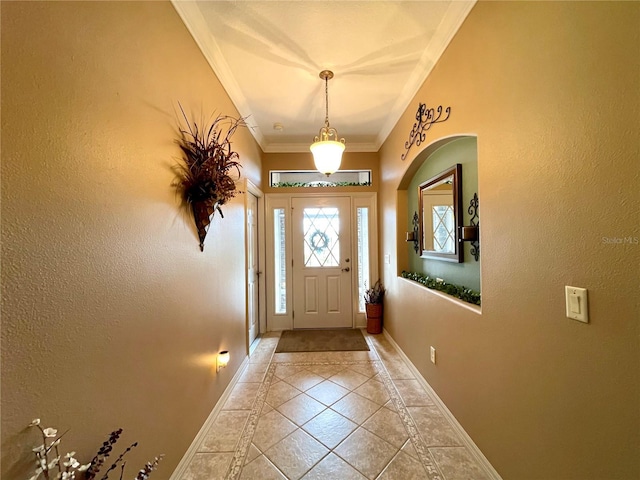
[
  {"x1": 29, "y1": 419, "x2": 41, "y2": 427},
  {"x1": 77, "y1": 464, "x2": 90, "y2": 472},
  {"x1": 42, "y1": 428, "x2": 57, "y2": 438},
  {"x1": 48, "y1": 456, "x2": 60, "y2": 469},
  {"x1": 63, "y1": 457, "x2": 79, "y2": 469},
  {"x1": 64, "y1": 452, "x2": 76, "y2": 458},
  {"x1": 32, "y1": 444, "x2": 45, "y2": 453},
  {"x1": 51, "y1": 438, "x2": 61, "y2": 447},
  {"x1": 27, "y1": 470, "x2": 42, "y2": 480}
]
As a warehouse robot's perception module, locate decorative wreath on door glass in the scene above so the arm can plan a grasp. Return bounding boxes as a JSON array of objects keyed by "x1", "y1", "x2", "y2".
[{"x1": 310, "y1": 230, "x2": 329, "y2": 253}]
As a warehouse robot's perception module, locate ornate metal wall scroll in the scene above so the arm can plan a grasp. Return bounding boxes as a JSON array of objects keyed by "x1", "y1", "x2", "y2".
[
  {"x1": 468, "y1": 193, "x2": 480, "y2": 261},
  {"x1": 411, "y1": 211, "x2": 420, "y2": 254},
  {"x1": 401, "y1": 103, "x2": 451, "y2": 161}
]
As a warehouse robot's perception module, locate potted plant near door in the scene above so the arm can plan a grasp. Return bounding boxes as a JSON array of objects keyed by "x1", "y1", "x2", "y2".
[{"x1": 364, "y1": 279, "x2": 385, "y2": 334}]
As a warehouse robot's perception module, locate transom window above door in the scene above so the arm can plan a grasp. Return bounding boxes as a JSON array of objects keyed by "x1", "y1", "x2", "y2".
[{"x1": 270, "y1": 170, "x2": 371, "y2": 187}]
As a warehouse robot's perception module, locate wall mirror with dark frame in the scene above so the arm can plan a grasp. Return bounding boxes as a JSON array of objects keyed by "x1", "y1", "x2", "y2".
[{"x1": 419, "y1": 163, "x2": 463, "y2": 262}]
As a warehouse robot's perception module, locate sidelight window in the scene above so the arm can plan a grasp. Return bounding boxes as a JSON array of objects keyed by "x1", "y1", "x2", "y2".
[{"x1": 273, "y1": 208, "x2": 287, "y2": 313}]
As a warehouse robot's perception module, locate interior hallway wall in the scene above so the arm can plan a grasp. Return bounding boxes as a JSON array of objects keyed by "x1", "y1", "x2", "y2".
[
  {"x1": 378, "y1": 2, "x2": 639, "y2": 479},
  {"x1": 1, "y1": 2, "x2": 261, "y2": 477}
]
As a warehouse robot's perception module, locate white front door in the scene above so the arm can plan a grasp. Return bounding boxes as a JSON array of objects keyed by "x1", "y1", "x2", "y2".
[
  {"x1": 247, "y1": 193, "x2": 259, "y2": 345},
  {"x1": 292, "y1": 196, "x2": 352, "y2": 329}
]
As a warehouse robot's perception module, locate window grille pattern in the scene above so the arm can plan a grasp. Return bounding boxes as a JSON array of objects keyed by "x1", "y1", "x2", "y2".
[
  {"x1": 303, "y1": 207, "x2": 339, "y2": 267},
  {"x1": 432, "y1": 205, "x2": 455, "y2": 253}
]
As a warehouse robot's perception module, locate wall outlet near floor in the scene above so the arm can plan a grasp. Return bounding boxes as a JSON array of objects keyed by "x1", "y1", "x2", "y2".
[{"x1": 430, "y1": 346, "x2": 436, "y2": 364}]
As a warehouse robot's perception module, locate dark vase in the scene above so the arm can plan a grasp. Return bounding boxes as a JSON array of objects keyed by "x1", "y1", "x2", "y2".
[
  {"x1": 192, "y1": 199, "x2": 215, "y2": 251},
  {"x1": 365, "y1": 303, "x2": 383, "y2": 334}
]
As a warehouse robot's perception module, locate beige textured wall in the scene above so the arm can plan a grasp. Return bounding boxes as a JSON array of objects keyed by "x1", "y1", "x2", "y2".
[
  {"x1": 379, "y1": 2, "x2": 639, "y2": 479},
  {"x1": 1, "y1": 2, "x2": 261, "y2": 477}
]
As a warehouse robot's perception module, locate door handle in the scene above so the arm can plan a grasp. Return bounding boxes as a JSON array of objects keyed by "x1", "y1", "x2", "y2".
[{"x1": 342, "y1": 267, "x2": 350, "y2": 272}]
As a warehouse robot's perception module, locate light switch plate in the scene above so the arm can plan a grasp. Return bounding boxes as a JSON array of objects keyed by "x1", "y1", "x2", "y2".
[
  {"x1": 384, "y1": 254, "x2": 391, "y2": 265},
  {"x1": 565, "y1": 286, "x2": 589, "y2": 323}
]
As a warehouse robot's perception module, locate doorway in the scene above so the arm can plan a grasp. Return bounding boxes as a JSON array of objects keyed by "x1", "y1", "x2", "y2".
[
  {"x1": 265, "y1": 192, "x2": 378, "y2": 332},
  {"x1": 291, "y1": 196, "x2": 352, "y2": 329},
  {"x1": 247, "y1": 191, "x2": 259, "y2": 346}
]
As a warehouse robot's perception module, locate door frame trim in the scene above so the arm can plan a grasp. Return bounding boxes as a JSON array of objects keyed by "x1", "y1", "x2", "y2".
[
  {"x1": 244, "y1": 179, "x2": 266, "y2": 354},
  {"x1": 265, "y1": 192, "x2": 378, "y2": 331}
]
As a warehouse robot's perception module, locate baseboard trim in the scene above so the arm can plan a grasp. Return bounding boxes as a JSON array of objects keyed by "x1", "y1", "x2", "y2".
[
  {"x1": 382, "y1": 329, "x2": 502, "y2": 480},
  {"x1": 169, "y1": 354, "x2": 250, "y2": 480}
]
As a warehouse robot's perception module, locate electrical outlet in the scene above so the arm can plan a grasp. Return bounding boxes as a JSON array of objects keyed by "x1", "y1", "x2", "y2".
[{"x1": 430, "y1": 346, "x2": 436, "y2": 364}]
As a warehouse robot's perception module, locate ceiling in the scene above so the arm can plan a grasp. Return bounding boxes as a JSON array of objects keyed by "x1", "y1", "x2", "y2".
[{"x1": 172, "y1": 1, "x2": 475, "y2": 153}]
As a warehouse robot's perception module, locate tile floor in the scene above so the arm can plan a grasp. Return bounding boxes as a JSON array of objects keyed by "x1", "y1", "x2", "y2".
[{"x1": 179, "y1": 331, "x2": 493, "y2": 480}]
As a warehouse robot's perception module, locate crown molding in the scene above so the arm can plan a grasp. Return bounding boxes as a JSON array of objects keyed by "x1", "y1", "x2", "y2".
[
  {"x1": 172, "y1": 0, "x2": 475, "y2": 154},
  {"x1": 376, "y1": 0, "x2": 476, "y2": 148},
  {"x1": 171, "y1": 1, "x2": 267, "y2": 150}
]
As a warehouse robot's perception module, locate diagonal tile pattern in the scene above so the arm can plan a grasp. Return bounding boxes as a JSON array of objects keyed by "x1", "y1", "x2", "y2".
[
  {"x1": 277, "y1": 394, "x2": 326, "y2": 426},
  {"x1": 362, "y1": 407, "x2": 409, "y2": 449},
  {"x1": 179, "y1": 331, "x2": 495, "y2": 480},
  {"x1": 264, "y1": 429, "x2": 329, "y2": 480},
  {"x1": 301, "y1": 453, "x2": 367, "y2": 480},
  {"x1": 333, "y1": 427, "x2": 398, "y2": 479},
  {"x1": 305, "y1": 379, "x2": 350, "y2": 406},
  {"x1": 302, "y1": 408, "x2": 358, "y2": 449}
]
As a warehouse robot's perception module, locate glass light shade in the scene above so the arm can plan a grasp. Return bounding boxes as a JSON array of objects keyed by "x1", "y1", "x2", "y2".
[
  {"x1": 217, "y1": 350, "x2": 230, "y2": 371},
  {"x1": 310, "y1": 140, "x2": 345, "y2": 176}
]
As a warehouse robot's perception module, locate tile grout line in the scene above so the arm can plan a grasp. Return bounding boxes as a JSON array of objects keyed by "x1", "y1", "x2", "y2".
[
  {"x1": 275, "y1": 359, "x2": 386, "y2": 479},
  {"x1": 225, "y1": 361, "x2": 278, "y2": 479},
  {"x1": 263, "y1": 426, "x2": 332, "y2": 480},
  {"x1": 379, "y1": 330, "x2": 502, "y2": 480},
  {"x1": 257, "y1": 448, "x2": 290, "y2": 480},
  {"x1": 177, "y1": 333, "x2": 494, "y2": 479},
  {"x1": 365, "y1": 336, "x2": 446, "y2": 480},
  {"x1": 226, "y1": 334, "x2": 450, "y2": 480},
  {"x1": 373, "y1": 440, "x2": 411, "y2": 480},
  {"x1": 226, "y1": 358, "x2": 386, "y2": 479},
  {"x1": 169, "y1": 355, "x2": 251, "y2": 480}
]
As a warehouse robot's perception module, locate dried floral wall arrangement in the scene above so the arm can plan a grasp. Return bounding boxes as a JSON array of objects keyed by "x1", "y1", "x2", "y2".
[{"x1": 174, "y1": 105, "x2": 248, "y2": 251}]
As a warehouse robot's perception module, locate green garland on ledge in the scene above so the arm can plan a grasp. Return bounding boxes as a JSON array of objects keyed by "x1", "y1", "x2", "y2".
[
  {"x1": 401, "y1": 271, "x2": 481, "y2": 306},
  {"x1": 272, "y1": 181, "x2": 371, "y2": 188}
]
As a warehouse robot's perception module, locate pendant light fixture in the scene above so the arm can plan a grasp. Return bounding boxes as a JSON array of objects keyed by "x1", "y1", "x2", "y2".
[{"x1": 310, "y1": 70, "x2": 345, "y2": 176}]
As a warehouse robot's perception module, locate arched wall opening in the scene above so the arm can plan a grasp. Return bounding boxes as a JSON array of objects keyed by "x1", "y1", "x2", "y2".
[{"x1": 397, "y1": 135, "x2": 480, "y2": 302}]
